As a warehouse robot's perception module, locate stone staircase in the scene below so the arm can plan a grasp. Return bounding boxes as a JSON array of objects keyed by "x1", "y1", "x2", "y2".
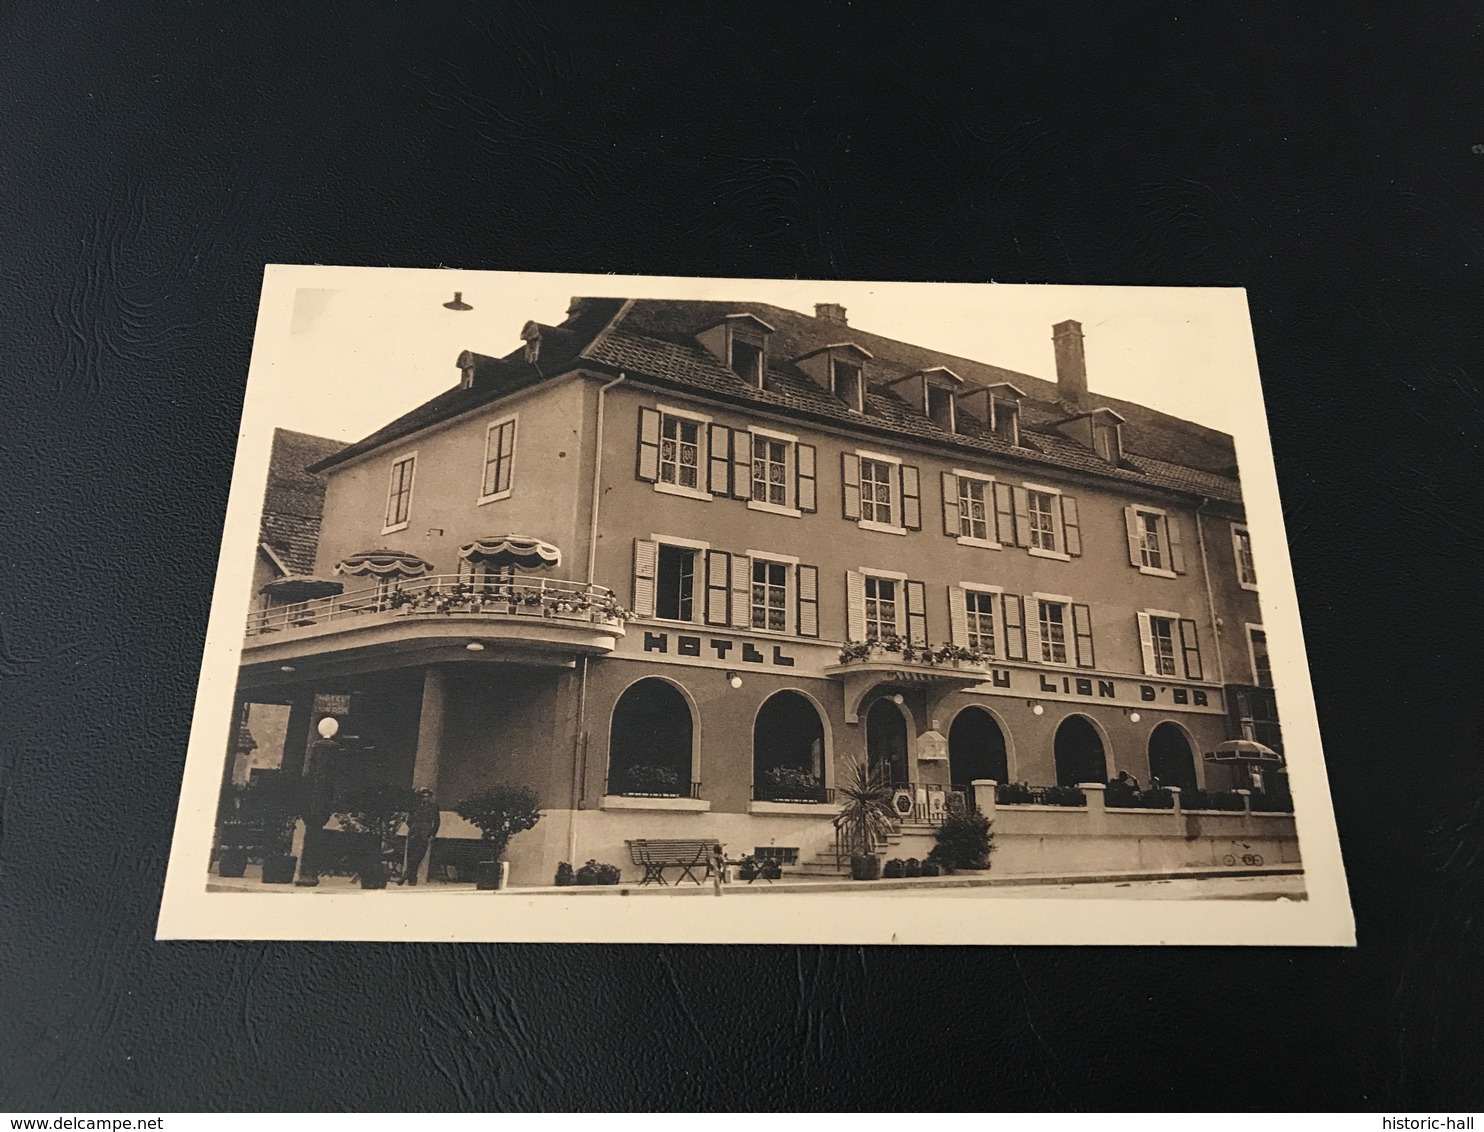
[{"x1": 791, "y1": 829, "x2": 905, "y2": 877}]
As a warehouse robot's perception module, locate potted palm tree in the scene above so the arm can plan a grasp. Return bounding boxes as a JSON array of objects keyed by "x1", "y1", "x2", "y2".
[
  {"x1": 833, "y1": 759, "x2": 897, "y2": 880},
  {"x1": 455, "y1": 785, "x2": 543, "y2": 890}
]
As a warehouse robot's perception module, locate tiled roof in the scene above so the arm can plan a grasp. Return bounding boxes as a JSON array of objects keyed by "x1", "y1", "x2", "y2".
[
  {"x1": 312, "y1": 295, "x2": 1244, "y2": 505},
  {"x1": 261, "y1": 429, "x2": 347, "y2": 575}
]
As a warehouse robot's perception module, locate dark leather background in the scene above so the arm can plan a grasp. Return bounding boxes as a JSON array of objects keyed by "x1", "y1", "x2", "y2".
[{"x1": 1, "y1": 2, "x2": 1481, "y2": 1112}]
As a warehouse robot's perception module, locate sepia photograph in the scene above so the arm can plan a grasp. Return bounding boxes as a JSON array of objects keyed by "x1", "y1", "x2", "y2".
[{"x1": 157, "y1": 267, "x2": 1352, "y2": 945}]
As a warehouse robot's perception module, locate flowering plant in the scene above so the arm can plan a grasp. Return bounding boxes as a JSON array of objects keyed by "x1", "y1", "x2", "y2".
[{"x1": 837, "y1": 638, "x2": 987, "y2": 666}]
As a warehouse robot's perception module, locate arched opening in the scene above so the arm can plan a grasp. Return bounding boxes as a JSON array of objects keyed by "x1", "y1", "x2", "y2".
[
  {"x1": 866, "y1": 698, "x2": 910, "y2": 786},
  {"x1": 753, "y1": 691, "x2": 828, "y2": 802},
  {"x1": 607, "y1": 678, "x2": 694, "y2": 797},
  {"x1": 1053, "y1": 714, "x2": 1108, "y2": 787},
  {"x1": 1147, "y1": 722, "x2": 1198, "y2": 792},
  {"x1": 948, "y1": 707, "x2": 1009, "y2": 790}
]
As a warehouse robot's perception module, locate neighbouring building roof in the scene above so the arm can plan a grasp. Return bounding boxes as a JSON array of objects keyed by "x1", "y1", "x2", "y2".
[
  {"x1": 261, "y1": 428, "x2": 347, "y2": 576},
  {"x1": 310, "y1": 296, "x2": 1244, "y2": 504}
]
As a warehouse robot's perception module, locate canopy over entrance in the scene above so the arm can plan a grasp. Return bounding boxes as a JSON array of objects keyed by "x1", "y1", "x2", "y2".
[
  {"x1": 260, "y1": 575, "x2": 344, "y2": 601},
  {"x1": 459, "y1": 534, "x2": 562, "y2": 571},
  {"x1": 334, "y1": 549, "x2": 435, "y2": 579}
]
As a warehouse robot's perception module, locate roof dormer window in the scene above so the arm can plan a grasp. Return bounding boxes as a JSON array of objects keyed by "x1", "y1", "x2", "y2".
[
  {"x1": 992, "y1": 398, "x2": 1021, "y2": 446},
  {"x1": 1093, "y1": 417, "x2": 1123, "y2": 464},
  {"x1": 927, "y1": 383, "x2": 956, "y2": 431},
  {"x1": 832, "y1": 358, "x2": 864, "y2": 412},
  {"x1": 730, "y1": 337, "x2": 764, "y2": 386}
]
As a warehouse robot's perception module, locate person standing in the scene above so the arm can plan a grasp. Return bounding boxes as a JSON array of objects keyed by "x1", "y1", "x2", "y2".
[{"x1": 400, "y1": 788, "x2": 441, "y2": 886}]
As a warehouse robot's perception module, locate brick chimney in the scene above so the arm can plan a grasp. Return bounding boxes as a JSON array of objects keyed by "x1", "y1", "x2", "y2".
[
  {"x1": 1052, "y1": 320, "x2": 1088, "y2": 406},
  {"x1": 815, "y1": 302, "x2": 847, "y2": 325}
]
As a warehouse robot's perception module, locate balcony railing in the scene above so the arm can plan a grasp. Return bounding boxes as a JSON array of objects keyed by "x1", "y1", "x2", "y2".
[
  {"x1": 751, "y1": 784, "x2": 836, "y2": 804},
  {"x1": 246, "y1": 576, "x2": 629, "y2": 638},
  {"x1": 1104, "y1": 786, "x2": 1176, "y2": 810},
  {"x1": 604, "y1": 777, "x2": 703, "y2": 800}
]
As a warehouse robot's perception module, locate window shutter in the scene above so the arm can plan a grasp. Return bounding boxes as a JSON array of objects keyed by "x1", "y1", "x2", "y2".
[
  {"x1": 993, "y1": 481, "x2": 1016, "y2": 545},
  {"x1": 704, "y1": 550, "x2": 731, "y2": 626},
  {"x1": 942, "y1": 472, "x2": 960, "y2": 536},
  {"x1": 1179, "y1": 618, "x2": 1203, "y2": 680},
  {"x1": 797, "y1": 564, "x2": 819, "y2": 637},
  {"x1": 1011, "y1": 485, "x2": 1032, "y2": 548},
  {"x1": 1061, "y1": 495, "x2": 1082, "y2": 557},
  {"x1": 730, "y1": 554, "x2": 752, "y2": 629},
  {"x1": 1072, "y1": 603, "x2": 1095, "y2": 669},
  {"x1": 1002, "y1": 593, "x2": 1026, "y2": 660},
  {"x1": 1125, "y1": 506, "x2": 1142, "y2": 567},
  {"x1": 636, "y1": 408, "x2": 661, "y2": 482},
  {"x1": 1024, "y1": 598, "x2": 1043, "y2": 663},
  {"x1": 796, "y1": 444, "x2": 817, "y2": 513},
  {"x1": 845, "y1": 570, "x2": 866, "y2": 641},
  {"x1": 633, "y1": 539, "x2": 657, "y2": 617},
  {"x1": 708, "y1": 425, "x2": 732, "y2": 496},
  {"x1": 1167, "y1": 517, "x2": 1187, "y2": 574},
  {"x1": 901, "y1": 465, "x2": 922, "y2": 530},
  {"x1": 841, "y1": 453, "x2": 861, "y2": 520},
  {"x1": 948, "y1": 585, "x2": 969, "y2": 646},
  {"x1": 1136, "y1": 611, "x2": 1157, "y2": 677},
  {"x1": 732, "y1": 430, "x2": 752, "y2": 500},
  {"x1": 904, "y1": 580, "x2": 927, "y2": 645}
]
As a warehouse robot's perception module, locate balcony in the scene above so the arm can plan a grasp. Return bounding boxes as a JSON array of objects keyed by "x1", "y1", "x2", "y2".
[
  {"x1": 822, "y1": 639, "x2": 992, "y2": 722},
  {"x1": 240, "y1": 576, "x2": 630, "y2": 682}
]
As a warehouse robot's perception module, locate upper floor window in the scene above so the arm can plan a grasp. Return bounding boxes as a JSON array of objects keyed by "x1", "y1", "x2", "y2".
[
  {"x1": 481, "y1": 417, "x2": 516, "y2": 501},
  {"x1": 751, "y1": 435, "x2": 789, "y2": 508},
  {"x1": 832, "y1": 359, "x2": 864, "y2": 411},
  {"x1": 660, "y1": 415, "x2": 702, "y2": 489},
  {"x1": 958, "y1": 477, "x2": 990, "y2": 541},
  {"x1": 1232, "y1": 524, "x2": 1258, "y2": 589},
  {"x1": 1247, "y1": 625, "x2": 1272, "y2": 688},
  {"x1": 964, "y1": 589, "x2": 997, "y2": 655},
  {"x1": 1026, "y1": 490, "x2": 1059, "y2": 553},
  {"x1": 637, "y1": 406, "x2": 714, "y2": 501},
  {"x1": 751, "y1": 558, "x2": 790, "y2": 633},
  {"x1": 1137, "y1": 610, "x2": 1203, "y2": 680},
  {"x1": 863, "y1": 575, "x2": 898, "y2": 640},
  {"x1": 1037, "y1": 599, "x2": 1070, "y2": 665},
  {"x1": 842, "y1": 451, "x2": 921, "y2": 535},
  {"x1": 655, "y1": 543, "x2": 698, "y2": 621},
  {"x1": 1124, "y1": 505, "x2": 1186, "y2": 577},
  {"x1": 383, "y1": 453, "x2": 416, "y2": 532}
]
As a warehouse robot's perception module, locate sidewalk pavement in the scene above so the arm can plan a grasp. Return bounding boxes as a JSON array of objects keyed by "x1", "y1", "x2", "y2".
[{"x1": 207, "y1": 862, "x2": 1303, "y2": 897}]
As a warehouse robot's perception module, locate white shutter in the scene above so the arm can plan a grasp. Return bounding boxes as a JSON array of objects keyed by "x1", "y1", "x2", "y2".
[
  {"x1": 704, "y1": 550, "x2": 731, "y2": 626},
  {"x1": 948, "y1": 586, "x2": 969, "y2": 646},
  {"x1": 993, "y1": 481, "x2": 1016, "y2": 545},
  {"x1": 942, "y1": 472, "x2": 960, "y2": 536},
  {"x1": 633, "y1": 539, "x2": 658, "y2": 618},
  {"x1": 900, "y1": 465, "x2": 922, "y2": 530},
  {"x1": 636, "y1": 408, "x2": 661, "y2": 482},
  {"x1": 1136, "y1": 611, "x2": 1157, "y2": 676},
  {"x1": 1072, "y1": 603, "x2": 1095, "y2": 669},
  {"x1": 730, "y1": 554, "x2": 752, "y2": 629},
  {"x1": 845, "y1": 571, "x2": 867, "y2": 641},
  {"x1": 732, "y1": 429, "x2": 752, "y2": 501},
  {"x1": 796, "y1": 444, "x2": 817, "y2": 513},
  {"x1": 841, "y1": 453, "x2": 861, "y2": 520},
  {"x1": 1167, "y1": 516, "x2": 1187, "y2": 574},
  {"x1": 1125, "y1": 506, "x2": 1143, "y2": 566},
  {"x1": 708, "y1": 424, "x2": 732, "y2": 496},
  {"x1": 796, "y1": 564, "x2": 819, "y2": 637},
  {"x1": 1011, "y1": 486, "x2": 1032, "y2": 548},
  {"x1": 1001, "y1": 593, "x2": 1026, "y2": 660},
  {"x1": 904, "y1": 580, "x2": 927, "y2": 645},
  {"x1": 1024, "y1": 598, "x2": 1043, "y2": 663}
]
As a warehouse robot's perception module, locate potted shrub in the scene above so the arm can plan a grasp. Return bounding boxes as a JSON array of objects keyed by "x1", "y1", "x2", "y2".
[
  {"x1": 882, "y1": 858, "x2": 905, "y2": 879},
  {"x1": 244, "y1": 778, "x2": 300, "y2": 885},
  {"x1": 927, "y1": 809, "x2": 996, "y2": 873},
  {"x1": 554, "y1": 861, "x2": 575, "y2": 887},
  {"x1": 762, "y1": 764, "x2": 825, "y2": 802},
  {"x1": 903, "y1": 857, "x2": 923, "y2": 877},
  {"x1": 217, "y1": 846, "x2": 249, "y2": 878},
  {"x1": 833, "y1": 758, "x2": 897, "y2": 881},
  {"x1": 920, "y1": 860, "x2": 942, "y2": 877},
  {"x1": 738, "y1": 856, "x2": 760, "y2": 883},
  {"x1": 574, "y1": 859, "x2": 621, "y2": 886},
  {"x1": 335, "y1": 783, "x2": 417, "y2": 890},
  {"x1": 761, "y1": 859, "x2": 782, "y2": 881},
  {"x1": 619, "y1": 763, "x2": 682, "y2": 797},
  {"x1": 455, "y1": 785, "x2": 543, "y2": 890}
]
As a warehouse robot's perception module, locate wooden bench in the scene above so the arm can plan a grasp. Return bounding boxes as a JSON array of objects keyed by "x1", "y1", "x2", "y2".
[{"x1": 626, "y1": 838, "x2": 724, "y2": 886}]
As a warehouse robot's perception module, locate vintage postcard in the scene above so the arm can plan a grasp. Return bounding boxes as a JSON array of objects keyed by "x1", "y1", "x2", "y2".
[{"x1": 157, "y1": 267, "x2": 1354, "y2": 944}]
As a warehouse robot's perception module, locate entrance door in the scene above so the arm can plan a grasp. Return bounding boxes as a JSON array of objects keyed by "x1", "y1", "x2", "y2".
[
  {"x1": 1053, "y1": 715, "x2": 1107, "y2": 786},
  {"x1": 866, "y1": 698, "x2": 910, "y2": 785},
  {"x1": 948, "y1": 707, "x2": 1009, "y2": 789},
  {"x1": 1147, "y1": 722, "x2": 1198, "y2": 791}
]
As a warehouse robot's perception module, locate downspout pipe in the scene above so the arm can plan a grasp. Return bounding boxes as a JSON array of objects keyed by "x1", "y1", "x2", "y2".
[
  {"x1": 569, "y1": 372, "x2": 626, "y2": 865},
  {"x1": 1194, "y1": 496, "x2": 1227, "y2": 687}
]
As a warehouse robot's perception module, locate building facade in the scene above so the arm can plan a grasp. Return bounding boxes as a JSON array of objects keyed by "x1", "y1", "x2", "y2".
[{"x1": 231, "y1": 297, "x2": 1291, "y2": 885}]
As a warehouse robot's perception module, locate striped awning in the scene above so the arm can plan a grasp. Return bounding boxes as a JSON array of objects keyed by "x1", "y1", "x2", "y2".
[
  {"x1": 260, "y1": 575, "x2": 345, "y2": 601},
  {"x1": 1205, "y1": 739, "x2": 1282, "y2": 764},
  {"x1": 334, "y1": 549, "x2": 436, "y2": 578},
  {"x1": 459, "y1": 534, "x2": 561, "y2": 570}
]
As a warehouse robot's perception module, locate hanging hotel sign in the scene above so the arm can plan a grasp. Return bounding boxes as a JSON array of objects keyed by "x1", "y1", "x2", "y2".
[{"x1": 621, "y1": 628, "x2": 1224, "y2": 714}]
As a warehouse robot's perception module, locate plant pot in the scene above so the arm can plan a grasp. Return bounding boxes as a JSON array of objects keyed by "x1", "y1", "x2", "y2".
[
  {"x1": 261, "y1": 855, "x2": 298, "y2": 884},
  {"x1": 476, "y1": 860, "x2": 510, "y2": 891},
  {"x1": 359, "y1": 860, "x2": 389, "y2": 890},
  {"x1": 217, "y1": 849, "x2": 248, "y2": 878},
  {"x1": 850, "y1": 855, "x2": 882, "y2": 881}
]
